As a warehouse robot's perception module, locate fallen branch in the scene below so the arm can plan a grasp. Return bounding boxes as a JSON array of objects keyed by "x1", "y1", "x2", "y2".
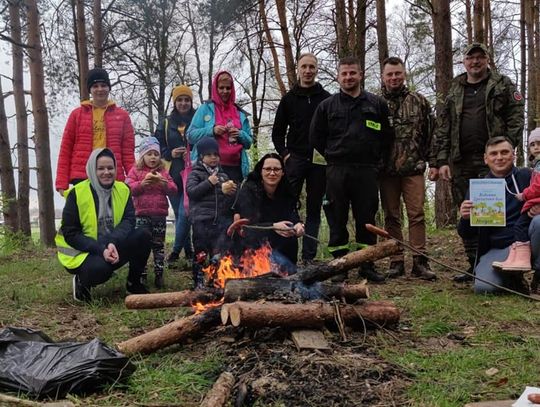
[
  {"x1": 293, "y1": 240, "x2": 401, "y2": 283},
  {"x1": 116, "y1": 307, "x2": 221, "y2": 356},
  {"x1": 200, "y1": 371, "x2": 235, "y2": 407}
]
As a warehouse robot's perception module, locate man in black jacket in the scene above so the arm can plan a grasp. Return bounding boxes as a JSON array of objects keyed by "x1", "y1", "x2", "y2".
[
  {"x1": 272, "y1": 53, "x2": 330, "y2": 263},
  {"x1": 310, "y1": 56, "x2": 393, "y2": 282}
]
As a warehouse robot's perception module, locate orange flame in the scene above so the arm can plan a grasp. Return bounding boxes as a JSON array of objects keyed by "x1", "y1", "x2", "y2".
[
  {"x1": 192, "y1": 298, "x2": 224, "y2": 314},
  {"x1": 192, "y1": 243, "x2": 285, "y2": 313},
  {"x1": 203, "y1": 243, "x2": 282, "y2": 289}
]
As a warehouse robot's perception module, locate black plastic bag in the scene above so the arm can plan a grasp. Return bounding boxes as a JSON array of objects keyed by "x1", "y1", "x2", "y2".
[{"x1": 0, "y1": 327, "x2": 136, "y2": 399}]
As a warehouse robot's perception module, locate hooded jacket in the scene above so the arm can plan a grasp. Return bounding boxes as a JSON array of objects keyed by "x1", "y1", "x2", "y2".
[
  {"x1": 56, "y1": 100, "x2": 135, "y2": 191},
  {"x1": 187, "y1": 71, "x2": 253, "y2": 178},
  {"x1": 271, "y1": 82, "x2": 331, "y2": 158}
]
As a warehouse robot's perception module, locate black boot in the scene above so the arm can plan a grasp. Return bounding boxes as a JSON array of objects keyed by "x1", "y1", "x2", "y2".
[
  {"x1": 411, "y1": 256, "x2": 436, "y2": 281},
  {"x1": 154, "y1": 273, "x2": 164, "y2": 289},
  {"x1": 453, "y1": 259, "x2": 475, "y2": 283},
  {"x1": 358, "y1": 261, "x2": 385, "y2": 283},
  {"x1": 386, "y1": 261, "x2": 405, "y2": 279},
  {"x1": 192, "y1": 263, "x2": 206, "y2": 290}
]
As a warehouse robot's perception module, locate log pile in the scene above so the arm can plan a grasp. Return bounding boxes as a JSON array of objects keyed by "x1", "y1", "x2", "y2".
[{"x1": 118, "y1": 240, "x2": 401, "y2": 357}]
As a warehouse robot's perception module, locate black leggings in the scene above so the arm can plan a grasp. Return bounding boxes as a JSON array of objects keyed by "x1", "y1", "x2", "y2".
[{"x1": 67, "y1": 228, "x2": 152, "y2": 288}]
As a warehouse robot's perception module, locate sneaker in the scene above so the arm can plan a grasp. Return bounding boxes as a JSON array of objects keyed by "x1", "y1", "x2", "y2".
[
  {"x1": 126, "y1": 280, "x2": 150, "y2": 295},
  {"x1": 154, "y1": 273, "x2": 164, "y2": 289},
  {"x1": 167, "y1": 252, "x2": 180, "y2": 263},
  {"x1": 72, "y1": 275, "x2": 91, "y2": 303}
]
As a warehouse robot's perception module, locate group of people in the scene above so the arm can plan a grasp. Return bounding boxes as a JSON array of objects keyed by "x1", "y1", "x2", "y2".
[{"x1": 55, "y1": 41, "x2": 540, "y2": 303}]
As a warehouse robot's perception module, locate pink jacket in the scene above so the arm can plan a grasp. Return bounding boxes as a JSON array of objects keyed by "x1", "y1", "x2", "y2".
[
  {"x1": 125, "y1": 165, "x2": 178, "y2": 217},
  {"x1": 55, "y1": 101, "x2": 135, "y2": 191},
  {"x1": 522, "y1": 167, "x2": 540, "y2": 212}
]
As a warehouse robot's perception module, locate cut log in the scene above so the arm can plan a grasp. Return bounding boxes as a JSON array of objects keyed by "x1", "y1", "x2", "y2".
[
  {"x1": 224, "y1": 300, "x2": 399, "y2": 329},
  {"x1": 125, "y1": 289, "x2": 223, "y2": 309},
  {"x1": 124, "y1": 280, "x2": 368, "y2": 310},
  {"x1": 200, "y1": 371, "x2": 235, "y2": 407},
  {"x1": 116, "y1": 307, "x2": 221, "y2": 356},
  {"x1": 293, "y1": 240, "x2": 400, "y2": 283},
  {"x1": 223, "y1": 278, "x2": 369, "y2": 303}
]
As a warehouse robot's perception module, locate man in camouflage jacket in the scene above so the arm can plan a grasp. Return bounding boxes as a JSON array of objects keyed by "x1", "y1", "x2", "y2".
[
  {"x1": 380, "y1": 57, "x2": 437, "y2": 281},
  {"x1": 435, "y1": 43, "x2": 525, "y2": 282}
]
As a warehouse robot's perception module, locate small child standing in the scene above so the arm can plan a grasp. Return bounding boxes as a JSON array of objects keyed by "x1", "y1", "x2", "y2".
[
  {"x1": 186, "y1": 137, "x2": 237, "y2": 289},
  {"x1": 126, "y1": 137, "x2": 177, "y2": 288},
  {"x1": 492, "y1": 129, "x2": 540, "y2": 272}
]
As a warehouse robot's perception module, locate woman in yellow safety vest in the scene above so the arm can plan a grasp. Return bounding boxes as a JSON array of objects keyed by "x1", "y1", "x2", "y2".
[{"x1": 56, "y1": 148, "x2": 151, "y2": 302}]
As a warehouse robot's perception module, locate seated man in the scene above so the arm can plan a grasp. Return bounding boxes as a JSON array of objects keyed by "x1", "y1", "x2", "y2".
[
  {"x1": 457, "y1": 136, "x2": 539, "y2": 294},
  {"x1": 56, "y1": 148, "x2": 151, "y2": 302}
]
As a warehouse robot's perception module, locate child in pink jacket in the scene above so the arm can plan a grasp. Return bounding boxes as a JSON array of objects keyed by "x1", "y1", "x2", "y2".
[
  {"x1": 126, "y1": 137, "x2": 177, "y2": 288},
  {"x1": 493, "y1": 129, "x2": 540, "y2": 273}
]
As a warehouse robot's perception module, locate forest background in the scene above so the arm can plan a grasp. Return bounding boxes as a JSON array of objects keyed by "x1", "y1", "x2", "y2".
[{"x1": 0, "y1": 0, "x2": 539, "y2": 248}]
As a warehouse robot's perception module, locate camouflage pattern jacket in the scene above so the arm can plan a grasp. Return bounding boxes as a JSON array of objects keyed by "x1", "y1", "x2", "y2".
[
  {"x1": 382, "y1": 86, "x2": 436, "y2": 176},
  {"x1": 435, "y1": 70, "x2": 524, "y2": 167}
]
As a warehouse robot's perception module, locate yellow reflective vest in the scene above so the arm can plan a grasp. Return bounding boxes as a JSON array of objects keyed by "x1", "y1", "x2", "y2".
[{"x1": 55, "y1": 180, "x2": 130, "y2": 269}]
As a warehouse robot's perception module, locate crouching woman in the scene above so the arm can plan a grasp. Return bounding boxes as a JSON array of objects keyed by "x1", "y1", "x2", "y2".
[
  {"x1": 56, "y1": 148, "x2": 151, "y2": 302},
  {"x1": 234, "y1": 153, "x2": 305, "y2": 273}
]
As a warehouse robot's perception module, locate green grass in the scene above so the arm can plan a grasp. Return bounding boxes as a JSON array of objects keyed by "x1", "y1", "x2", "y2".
[{"x1": 1, "y1": 229, "x2": 540, "y2": 406}]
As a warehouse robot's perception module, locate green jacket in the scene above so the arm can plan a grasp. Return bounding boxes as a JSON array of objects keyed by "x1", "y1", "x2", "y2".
[
  {"x1": 435, "y1": 70, "x2": 524, "y2": 167},
  {"x1": 382, "y1": 86, "x2": 435, "y2": 176}
]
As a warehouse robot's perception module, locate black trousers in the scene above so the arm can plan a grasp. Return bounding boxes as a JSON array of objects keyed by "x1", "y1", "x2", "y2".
[
  {"x1": 67, "y1": 228, "x2": 152, "y2": 288},
  {"x1": 285, "y1": 154, "x2": 326, "y2": 260},
  {"x1": 136, "y1": 216, "x2": 166, "y2": 275},
  {"x1": 326, "y1": 165, "x2": 378, "y2": 257}
]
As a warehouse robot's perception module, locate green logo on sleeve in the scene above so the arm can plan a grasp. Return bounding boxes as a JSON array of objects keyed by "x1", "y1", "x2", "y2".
[{"x1": 366, "y1": 120, "x2": 381, "y2": 131}]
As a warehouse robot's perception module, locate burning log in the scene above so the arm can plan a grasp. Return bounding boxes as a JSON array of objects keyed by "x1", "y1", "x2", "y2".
[
  {"x1": 116, "y1": 307, "x2": 221, "y2": 356},
  {"x1": 223, "y1": 278, "x2": 369, "y2": 302},
  {"x1": 125, "y1": 289, "x2": 223, "y2": 310},
  {"x1": 200, "y1": 371, "x2": 235, "y2": 407},
  {"x1": 293, "y1": 240, "x2": 400, "y2": 283},
  {"x1": 221, "y1": 300, "x2": 399, "y2": 329}
]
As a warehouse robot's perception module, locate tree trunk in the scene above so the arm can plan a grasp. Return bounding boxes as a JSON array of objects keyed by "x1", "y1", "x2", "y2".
[
  {"x1": 0, "y1": 79, "x2": 19, "y2": 233},
  {"x1": 355, "y1": 0, "x2": 367, "y2": 86},
  {"x1": 200, "y1": 372, "x2": 235, "y2": 407},
  {"x1": 9, "y1": 0, "x2": 30, "y2": 235},
  {"x1": 431, "y1": 0, "x2": 456, "y2": 227},
  {"x1": 25, "y1": 0, "x2": 56, "y2": 247},
  {"x1": 75, "y1": 0, "x2": 89, "y2": 100},
  {"x1": 275, "y1": 0, "x2": 296, "y2": 88},
  {"x1": 259, "y1": 0, "x2": 287, "y2": 96},
  {"x1": 125, "y1": 289, "x2": 223, "y2": 309},
  {"x1": 519, "y1": 0, "x2": 526, "y2": 165},
  {"x1": 473, "y1": 0, "x2": 484, "y2": 43},
  {"x1": 375, "y1": 0, "x2": 388, "y2": 73},
  {"x1": 116, "y1": 307, "x2": 221, "y2": 355},
  {"x1": 335, "y1": 0, "x2": 348, "y2": 57},
  {"x1": 294, "y1": 240, "x2": 400, "y2": 283},
  {"x1": 526, "y1": 0, "x2": 537, "y2": 135},
  {"x1": 465, "y1": 0, "x2": 473, "y2": 43},
  {"x1": 221, "y1": 301, "x2": 400, "y2": 329},
  {"x1": 484, "y1": 0, "x2": 492, "y2": 49},
  {"x1": 93, "y1": 0, "x2": 103, "y2": 67}
]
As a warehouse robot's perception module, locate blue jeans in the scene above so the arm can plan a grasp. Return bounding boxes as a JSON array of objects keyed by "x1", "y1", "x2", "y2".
[
  {"x1": 169, "y1": 191, "x2": 193, "y2": 256},
  {"x1": 474, "y1": 215, "x2": 540, "y2": 293}
]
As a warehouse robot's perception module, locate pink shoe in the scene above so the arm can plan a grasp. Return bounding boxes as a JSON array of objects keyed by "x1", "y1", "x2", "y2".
[{"x1": 492, "y1": 242, "x2": 531, "y2": 272}]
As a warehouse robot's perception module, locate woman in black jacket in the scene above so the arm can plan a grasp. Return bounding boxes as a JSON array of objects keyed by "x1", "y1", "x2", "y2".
[{"x1": 234, "y1": 153, "x2": 305, "y2": 270}]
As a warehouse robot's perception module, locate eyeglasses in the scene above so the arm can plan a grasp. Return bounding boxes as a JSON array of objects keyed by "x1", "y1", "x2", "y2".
[{"x1": 262, "y1": 167, "x2": 283, "y2": 174}]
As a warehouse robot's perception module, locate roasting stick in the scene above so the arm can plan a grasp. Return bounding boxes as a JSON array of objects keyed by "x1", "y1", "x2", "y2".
[{"x1": 365, "y1": 224, "x2": 540, "y2": 301}]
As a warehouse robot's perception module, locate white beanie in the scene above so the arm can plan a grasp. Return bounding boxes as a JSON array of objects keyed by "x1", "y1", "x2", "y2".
[{"x1": 528, "y1": 128, "x2": 540, "y2": 146}]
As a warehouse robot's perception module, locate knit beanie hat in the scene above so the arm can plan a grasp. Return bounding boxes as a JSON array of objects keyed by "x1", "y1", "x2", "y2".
[
  {"x1": 197, "y1": 137, "x2": 219, "y2": 157},
  {"x1": 529, "y1": 128, "x2": 540, "y2": 146},
  {"x1": 138, "y1": 136, "x2": 160, "y2": 158},
  {"x1": 87, "y1": 68, "x2": 111, "y2": 92},
  {"x1": 172, "y1": 85, "x2": 193, "y2": 102}
]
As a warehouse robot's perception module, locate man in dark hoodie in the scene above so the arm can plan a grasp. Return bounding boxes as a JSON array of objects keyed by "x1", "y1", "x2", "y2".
[{"x1": 271, "y1": 52, "x2": 330, "y2": 263}]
